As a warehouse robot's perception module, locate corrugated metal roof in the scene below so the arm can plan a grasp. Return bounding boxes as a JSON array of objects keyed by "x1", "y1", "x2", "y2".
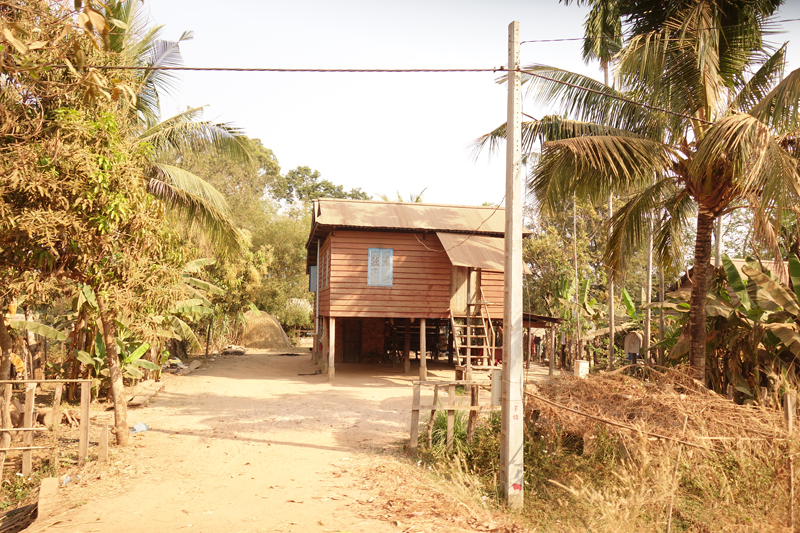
[
  {"x1": 436, "y1": 232, "x2": 532, "y2": 275},
  {"x1": 314, "y1": 198, "x2": 508, "y2": 234}
]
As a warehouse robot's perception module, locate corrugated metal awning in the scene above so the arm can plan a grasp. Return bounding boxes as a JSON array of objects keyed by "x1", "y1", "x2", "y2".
[{"x1": 436, "y1": 233, "x2": 532, "y2": 275}]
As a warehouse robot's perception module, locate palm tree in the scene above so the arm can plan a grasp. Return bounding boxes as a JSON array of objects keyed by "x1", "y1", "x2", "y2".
[
  {"x1": 377, "y1": 188, "x2": 428, "y2": 203},
  {"x1": 478, "y1": 0, "x2": 799, "y2": 383},
  {"x1": 105, "y1": 0, "x2": 250, "y2": 253}
]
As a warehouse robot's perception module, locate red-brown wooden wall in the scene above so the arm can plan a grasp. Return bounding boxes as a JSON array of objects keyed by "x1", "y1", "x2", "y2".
[
  {"x1": 481, "y1": 270, "x2": 505, "y2": 319},
  {"x1": 327, "y1": 230, "x2": 452, "y2": 318}
]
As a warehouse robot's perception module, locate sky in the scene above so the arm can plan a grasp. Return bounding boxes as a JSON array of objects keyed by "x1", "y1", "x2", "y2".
[{"x1": 145, "y1": 0, "x2": 800, "y2": 208}]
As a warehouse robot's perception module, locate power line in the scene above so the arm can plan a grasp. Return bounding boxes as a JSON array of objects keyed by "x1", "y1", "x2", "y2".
[
  {"x1": 520, "y1": 16, "x2": 800, "y2": 44},
  {"x1": 75, "y1": 62, "x2": 714, "y2": 126},
  {"x1": 519, "y1": 68, "x2": 713, "y2": 125},
  {"x1": 85, "y1": 66, "x2": 501, "y2": 73}
]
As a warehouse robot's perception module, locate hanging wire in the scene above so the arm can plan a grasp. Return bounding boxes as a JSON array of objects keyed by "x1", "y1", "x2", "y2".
[
  {"x1": 520, "y1": 17, "x2": 800, "y2": 44},
  {"x1": 83, "y1": 66, "x2": 502, "y2": 73}
]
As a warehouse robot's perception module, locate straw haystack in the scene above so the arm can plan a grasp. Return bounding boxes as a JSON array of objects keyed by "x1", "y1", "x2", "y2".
[{"x1": 241, "y1": 310, "x2": 291, "y2": 350}]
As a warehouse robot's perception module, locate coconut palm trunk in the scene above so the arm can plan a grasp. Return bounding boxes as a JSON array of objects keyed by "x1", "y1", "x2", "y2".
[{"x1": 689, "y1": 211, "x2": 715, "y2": 381}]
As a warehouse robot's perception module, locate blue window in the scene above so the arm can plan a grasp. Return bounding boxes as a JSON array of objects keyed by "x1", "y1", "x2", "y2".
[{"x1": 367, "y1": 248, "x2": 393, "y2": 287}]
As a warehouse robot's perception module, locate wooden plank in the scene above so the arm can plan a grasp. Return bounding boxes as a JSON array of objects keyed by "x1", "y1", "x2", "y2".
[
  {"x1": 51, "y1": 384, "x2": 62, "y2": 472},
  {"x1": 328, "y1": 317, "x2": 336, "y2": 382},
  {"x1": 326, "y1": 310, "x2": 451, "y2": 319},
  {"x1": 99, "y1": 424, "x2": 109, "y2": 462},
  {"x1": 128, "y1": 381, "x2": 165, "y2": 407},
  {"x1": 331, "y1": 299, "x2": 450, "y2": 308},
  {"x1": 329, "y1": 291, "x2": 451, "y2": 301},
  {"x1": 412, "y1": 404, "x2": 492, "y2": 411},
  {"x1": 786, "y1": 391, "x2": 797, "y2": 432},
  {"x1": 467, "y1": 385, "x2": 479, "y2": 443},
  {"x1": 330, "y1": 264, "x2": 450, "y2": 274},
  {"x1": 413, "y1": 380, "x2": 487, "y2": 386},
  {"x1": 409, "y1": 382, "x2": 421, "y2": 455},
  {"x1": 404, "y1": 318, "x2": 411, "y2": 373},
  {"x1": 446, "y1": 384, "x2": 455, "y2": 453},
  {"x1": 0, "y1": 446, "x2": 56, "y2": 452},
  {"x1": 0, "y1": 379, "x2": 91, "y2": 384},
  {"x1": 22, "y1": 383, "x2": 36, "y2": 476},
  {"x1": 126, "y1": 379, "x2": 155, "y2": 402},
  {"x1": 419, "y1": 318, "x2": 427, "y2": 381},
  {"x1": 330, "y1": 284, "x2": 451, "y2": 294},
  {"x1": 78, "y1": 381, "x2": 90, "y2": 464},
  {"x1": 426, "y1": 386, "x2": 439, "y2": 449}
]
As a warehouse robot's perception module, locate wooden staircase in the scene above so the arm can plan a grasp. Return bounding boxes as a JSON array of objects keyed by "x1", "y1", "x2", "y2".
[{"x1": 451, "y1": 291, "x2": 497, "y2": 376}]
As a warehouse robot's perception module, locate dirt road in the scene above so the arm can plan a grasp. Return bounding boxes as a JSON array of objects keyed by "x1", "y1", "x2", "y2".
[{"x1": 30, "y1": 351, "x2": 456, "y2": 533}]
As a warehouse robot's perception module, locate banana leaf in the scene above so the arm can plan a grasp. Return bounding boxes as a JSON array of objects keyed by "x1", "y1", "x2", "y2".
[
  {"x1": 130, "y1": 359, "x2": 160, "y2": 370},
  {"x1": 172, "y1": 305, "x2": 214, "y2": 320},
  {"x1": 763, "y1": 322, "x2": 800, "y2": 356},
  {"x1": 621, "y1": 288, "x2": 639, "y2": 320},
  {"x1": 705, "y1": 294, "x2": 736, "y2": 318},
  {"x1": 76, "y1": 350, "x2": 94, "y2": 366},
  {"x1": 184, "y1": 276, "x2": 225, "y2": 295},
  {"x1": 741, "y1": 264, "x2": 800, "y2": 316},
  {"x1": 789, "y1": 255, "x2": 800, "y2": 304},
  {"x1": 125, "y1": 342, "x2": 150, "y2": 363},
  {"x1": 9, "y1": 320, "x2": 67, "y2": 341},
  {"x1": 168, "y1": 316, "x2": 201, "y2": 352},
  {"x1": 722, "y1": 254, "x2": 752, "y2": 311},
  {"x1": 183, "y1": 257, "x2": 216, "y2": 273}
]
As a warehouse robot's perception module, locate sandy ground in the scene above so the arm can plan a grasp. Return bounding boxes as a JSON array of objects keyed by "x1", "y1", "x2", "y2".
[
  {"x1": 26, "y1": 351, "x2": 554, "y2": 533},
  {"x1": 28, "y1": 351, "x2": 544, "y2": 533}
]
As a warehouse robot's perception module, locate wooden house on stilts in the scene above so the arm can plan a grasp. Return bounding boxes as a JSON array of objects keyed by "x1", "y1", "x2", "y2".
[{"x1": 306, "y1": 199, "x2": 558, "y2": 381}]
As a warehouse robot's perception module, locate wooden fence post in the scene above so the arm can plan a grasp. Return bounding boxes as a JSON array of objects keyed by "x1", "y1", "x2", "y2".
[
  {"x1": 446, "y1": 384, "x2": 455, "y2": 454},
  {"x1": 51, "y1": 383, "x2": 62, "y2": 471},
  {"x1": 467, "y1": 385, "x2": 478, "y2": 444},
  {"x1": 99, "y1": 424, "x2": 109, "y2": 463},
  {"x1": 727, "y1": 384, "x2": 734, "y2": 401},
  {"x1": 409, "y1": 381, "x2": 421, "y2": 455},
  {"x1": 426, "y1": 385, "x2": 439, "y2": 449},
  {"x1": 419, "y1": 318, "x2": 427, "y2": 381},
  {"x1": 404, "y1": 319, "x2": 411, "y2": 374},
  {"x1": 22, "y1": 383, "x2": 36, "y2": 476},
  {"x1": 328, "y1": 317, "x2": 336, "y2": 382},
  {"x1": 784, "y1": 391, "x2": 796, "y2": 433},
  {"x1": 78, "y1": 381, "x2": 90, "y2": 464}
]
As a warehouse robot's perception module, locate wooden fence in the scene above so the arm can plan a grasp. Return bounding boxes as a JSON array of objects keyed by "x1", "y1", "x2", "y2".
[
  {"x1": 0, "y1": 379, "x2": 92, "y2": 477},
  {"x1": 409, "y1": 376, "x2": 501, "y2": 455}
]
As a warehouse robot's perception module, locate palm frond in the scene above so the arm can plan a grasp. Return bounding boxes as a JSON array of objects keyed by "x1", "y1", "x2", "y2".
[
  {"x1": 691, "y1": 113, "x2": 800, "y2": 204},
  {"x1": 605, "y1": 179, "x2": 689, "y2": 277},
  {"x1": 530, "y1": 135, "x2": 674, "y2": 213},
  {"x1": 472, "y1": 116, "x2": 641, "y2": 160},
  {"x1": 149, "y1": 164, "x2": 242, "y2": 255},
  {"x1": 581, "y1": 0, "x2": 622, "y2": 65},
  {"x1": 516, "y1": 65, "x2": 665, "y2": 137},
  {"x1": 728, "y1": 44, "x2": 786, "y2": 114},
  {"x1": 749, "y1": 66, "x2": 800, "y2": 134},
  {"x1": 140, "y1": 107, "x2": 252, "y2": 164}
]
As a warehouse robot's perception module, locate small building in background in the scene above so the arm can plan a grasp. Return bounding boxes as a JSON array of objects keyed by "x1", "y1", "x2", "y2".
[{"x1": 305, "y1": 198, "x2": 558, "y2": 380}]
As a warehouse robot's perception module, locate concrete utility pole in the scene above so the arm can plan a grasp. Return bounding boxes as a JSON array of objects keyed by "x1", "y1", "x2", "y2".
[{"x1": 500, "y1": 20, "x2": 524, "y2": 512}]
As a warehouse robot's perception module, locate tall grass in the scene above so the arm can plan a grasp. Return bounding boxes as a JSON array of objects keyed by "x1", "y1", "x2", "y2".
[{"x1": 418, "y1": 413, "x2": 797, "y2": 532}]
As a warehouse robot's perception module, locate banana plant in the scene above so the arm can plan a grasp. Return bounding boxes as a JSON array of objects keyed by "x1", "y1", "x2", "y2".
[{"x1": 650, "y1": 253, "x2": 800, "y2": 397}]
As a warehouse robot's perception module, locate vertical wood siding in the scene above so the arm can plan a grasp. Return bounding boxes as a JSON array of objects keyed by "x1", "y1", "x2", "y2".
[
  {"x1": 481, "y1": 270, "x2": 505, "y2": 319},
  {"x1": 329, "y1": 231, "x2": 452, "y2": 318},
  {"x1": 318, "y1": 236, "x2": 331, "y2": 316}
]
